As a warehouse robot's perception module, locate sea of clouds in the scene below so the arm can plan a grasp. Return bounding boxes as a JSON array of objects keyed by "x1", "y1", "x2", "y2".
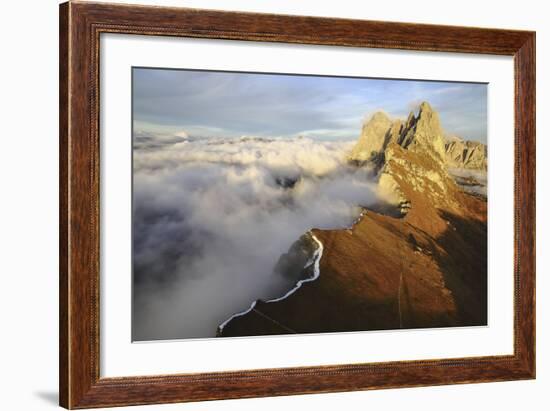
[{"x1": 132, "y1": 133, "x2": 388, "y2": 341}]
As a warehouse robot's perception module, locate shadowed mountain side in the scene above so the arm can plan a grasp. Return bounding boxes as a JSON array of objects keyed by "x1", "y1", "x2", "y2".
[{"x1": 220, "y1": 196, "x2": 486, "y2": 337}]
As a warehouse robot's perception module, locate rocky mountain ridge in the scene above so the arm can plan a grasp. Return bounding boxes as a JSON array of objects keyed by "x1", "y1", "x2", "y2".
[
  {"x1": 445, "y1": 139, "x2": 487, "y2": 170},
  {"x1": 349, "y1": 102, "x2": 487, "y2": 172},
  {"x1": 218, "y1": 101, "x2": 487, "y2": 338}
]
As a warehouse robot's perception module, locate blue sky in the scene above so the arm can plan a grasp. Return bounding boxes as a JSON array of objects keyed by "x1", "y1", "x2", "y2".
[{"x1": 133, "y1": 68, "x2": 487, "y2": 143}]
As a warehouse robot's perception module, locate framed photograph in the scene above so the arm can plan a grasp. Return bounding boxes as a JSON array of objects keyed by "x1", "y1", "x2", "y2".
[{"x1": 59, "y1": 1, "x2": 535, "y2": 408}]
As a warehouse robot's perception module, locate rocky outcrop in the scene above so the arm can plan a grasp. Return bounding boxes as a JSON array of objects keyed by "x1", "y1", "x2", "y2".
[
  {"x1": 349, "y1": 101, "x2": 487, "y2": 203},
  {"x1": 398, "y1": 102, "x2": 447, "y2": 164},
  {"x1": 362, "y1": 102, "x2": 463, "y2": 216},
  {"x1": 445, "y1": 139, "x2": 487, "y2": 170},
  {"x1": 272, "y1": 233, "x2": 319, "y2": 281},
  {"x1": 378, "y1": 142, "x2": 459, "y2": 218},
  {"x1": 349, "y1": 101, "x2": 486, "y2": 172},
  {"x1": 348, "y1": 111, "x2": 393, "y2": 162},
  {"x1": 349, "y1": 102, "x2": 448, "y2": 165}
]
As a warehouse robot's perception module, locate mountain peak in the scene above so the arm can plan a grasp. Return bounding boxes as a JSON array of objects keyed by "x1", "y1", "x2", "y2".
[
  {"x1": 349, "y1": 101, "x2": 487, "y2": 173},
  {"x1": 369, "y1": 111, "x2": 391, "y2": 122},
  {"x1": 350, "y1": 101, "x2": 446, "y2": 164},
  {"x1": 418, "y1": 101, "x2": 433, "y2": 114},
  {"x1": 348, "y1": 112, "x2": 393, "y2": 162}
]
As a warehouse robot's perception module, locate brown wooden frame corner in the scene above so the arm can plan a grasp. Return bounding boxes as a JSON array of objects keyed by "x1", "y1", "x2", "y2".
[{"x1": 59, "y1": 1, "x2": 536, "y2": 409}]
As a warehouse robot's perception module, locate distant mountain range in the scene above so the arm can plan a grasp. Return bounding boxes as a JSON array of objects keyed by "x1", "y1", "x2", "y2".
[{"x1": 218, "y1": 102, "x2": 488, "y2": 337}]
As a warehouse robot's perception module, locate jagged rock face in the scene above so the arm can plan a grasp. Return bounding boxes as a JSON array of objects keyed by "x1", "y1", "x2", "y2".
[
  {"x1": 349, "y1": 101, "x2": 486, "y2": 171},
  {"x1": 445, "y1": 139, "x2": 488, "y2": 170},
  {"x1": 378, "y1": 143, "x2": 460, "y2": 227},
  {"x1": 388, "y1": 119, "x2": 404, "y2": 143},
  {"x1": 398, "y1": 102, "x2": 447, "y2": 164},
  {"x1": 349, "y1": 112, "x2": 393, "y2": 162},
  {"x1": 446, "y1": 134, "x2": 464, "y2": 143},
  {"x1": 348, "y1": 101, "x2": 473, "y2": 217},
  {"x1": 349, "y1": 102, "x2": 447, "y2": 164}
]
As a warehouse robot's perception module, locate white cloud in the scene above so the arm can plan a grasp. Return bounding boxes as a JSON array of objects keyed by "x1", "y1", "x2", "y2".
[
  {"x1": 132, "y1": 134, "x2": 384, "y2": 340},
  {"x1": 174, "y1": 130, "x2": 189, "y2": 139}
]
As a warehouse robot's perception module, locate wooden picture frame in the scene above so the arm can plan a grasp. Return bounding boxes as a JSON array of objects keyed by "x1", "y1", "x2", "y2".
[{"x1": 59, "y1": 1, "x2": 535, "y2": 408}]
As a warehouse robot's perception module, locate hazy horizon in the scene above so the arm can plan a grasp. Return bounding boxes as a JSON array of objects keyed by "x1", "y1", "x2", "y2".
[{"x1": 133, "y1": 67, "x2": 488, "y2": 144}]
